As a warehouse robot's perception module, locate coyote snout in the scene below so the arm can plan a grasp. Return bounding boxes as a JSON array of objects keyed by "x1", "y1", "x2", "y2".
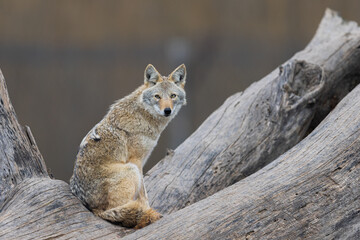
[{"x1": 159, "y1": 98, "x2": 173, "y2": 117}]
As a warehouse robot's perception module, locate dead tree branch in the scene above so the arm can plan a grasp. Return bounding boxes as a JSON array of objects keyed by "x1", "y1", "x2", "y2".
[{"x1": 145, "y1": 9, "x2": 360, "y2": 214}]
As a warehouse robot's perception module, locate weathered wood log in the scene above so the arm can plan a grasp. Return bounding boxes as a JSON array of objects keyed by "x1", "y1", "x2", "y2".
[
  {"x1": 145, "y1": 9, "x2": 360, "y2": 214},
  {"x1": 125, "y1": 77, "x2": 360, "y2": 240},
  {"x1": 0, "y1": 72, "x2": 48, "y2": 206},
  {"x1": 0, "y1": 8, "x2": 359, "y2": 240},
  {"x1": 0, "y1": 70, "x2": 128, "y2": 239}
]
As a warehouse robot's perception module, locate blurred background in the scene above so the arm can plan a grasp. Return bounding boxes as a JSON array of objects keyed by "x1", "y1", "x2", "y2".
[{"x1": 0, "y1": 0, "x2": 359, "y2": 182}]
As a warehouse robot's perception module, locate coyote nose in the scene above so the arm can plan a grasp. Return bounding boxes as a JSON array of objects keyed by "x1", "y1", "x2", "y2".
[{"x1": 164, "y1": 108, "x2": 172, "y2": 116}]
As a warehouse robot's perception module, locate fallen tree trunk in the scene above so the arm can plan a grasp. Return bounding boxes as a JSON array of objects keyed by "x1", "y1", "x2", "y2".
[
  {"x1": 127, "y1": 80, "x2": 360, "y2": 240},
  {"x1": 145, "y1": 8, "x2": 360, "y2": 214},
  {"x1": 0, "y1": 8, "x2": 359, "y2": 240},
  {"x1": 0, "y1": 71, "x2": 126, "y2": 239}
]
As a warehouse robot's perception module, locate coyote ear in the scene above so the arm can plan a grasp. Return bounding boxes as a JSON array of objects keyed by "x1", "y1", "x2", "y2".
[
  {"x1": 169, "y1": 64, "x2": 186, "y2": 87},
  {"x1": 144, "y1": 64, "x2": 160, "y2": 85}
]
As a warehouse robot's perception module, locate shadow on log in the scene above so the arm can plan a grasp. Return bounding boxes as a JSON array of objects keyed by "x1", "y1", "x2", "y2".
[{"x1": 0, "y1": 9, "x2": 359, "y2": 240}]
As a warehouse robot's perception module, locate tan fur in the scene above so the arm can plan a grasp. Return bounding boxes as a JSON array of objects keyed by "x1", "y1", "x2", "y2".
[
  {"x1": 159, "y1": 99, "x2": 173, "y2": 112},
  {"x1": 70, "y1": 64, "x2": 186, "y2": 228}
]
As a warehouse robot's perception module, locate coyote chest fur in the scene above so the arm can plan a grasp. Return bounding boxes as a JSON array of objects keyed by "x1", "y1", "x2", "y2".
[{"x1": 70, "y1": 64, "x2": 187, "y2": 228}]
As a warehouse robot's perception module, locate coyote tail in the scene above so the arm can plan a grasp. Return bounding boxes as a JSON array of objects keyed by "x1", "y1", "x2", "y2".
[{"x1": 95, "y1": 201, "x2": 162, "y2": 229}]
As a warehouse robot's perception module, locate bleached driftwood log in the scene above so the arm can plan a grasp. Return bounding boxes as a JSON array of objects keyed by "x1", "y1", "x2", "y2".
[
  {"x1": 128, "y1": 77, "x2": 360, "y2": 240},
  {"x1": 145, "y1": 8, "x2": 360, "y2": 214},
  {"x1": 0, "y1": 9, "x2": 359, "y2": 240}
]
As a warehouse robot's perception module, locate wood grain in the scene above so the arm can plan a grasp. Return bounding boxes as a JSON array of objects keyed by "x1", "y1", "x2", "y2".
[{"x1": 0, "y1": 179, "x2": 126, "y2": 240}]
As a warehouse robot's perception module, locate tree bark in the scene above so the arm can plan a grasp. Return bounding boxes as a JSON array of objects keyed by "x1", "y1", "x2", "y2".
[
  {"x1": 145, "y1": 8, "x2": 360, "y2": 214},
  {"x1": 0, "y1": 8, "x2": 359, "y2": 240}
]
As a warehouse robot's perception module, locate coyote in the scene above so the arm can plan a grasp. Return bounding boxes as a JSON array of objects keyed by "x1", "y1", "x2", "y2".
[{"x1": 70, "y1": 64, "x2": 187, "y2": 228}]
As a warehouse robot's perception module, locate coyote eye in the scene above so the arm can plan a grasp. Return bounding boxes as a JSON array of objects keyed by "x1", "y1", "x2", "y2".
[
  {"x1": 170, "y1": 94, "x2": 177, "y2": 99},
  {"x1": 154, "y1": 94, "x2": 161, "y2": 99}
]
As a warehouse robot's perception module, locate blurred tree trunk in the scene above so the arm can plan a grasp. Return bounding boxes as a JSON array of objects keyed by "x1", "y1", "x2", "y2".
[{"x1": 0, "y1": 9, "x2": 360, "y2": 240}]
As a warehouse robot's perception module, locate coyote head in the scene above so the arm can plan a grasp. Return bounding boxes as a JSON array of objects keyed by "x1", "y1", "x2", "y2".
[{"x1": 141, "y1": 64, "x2": 187, "y2": 118}]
